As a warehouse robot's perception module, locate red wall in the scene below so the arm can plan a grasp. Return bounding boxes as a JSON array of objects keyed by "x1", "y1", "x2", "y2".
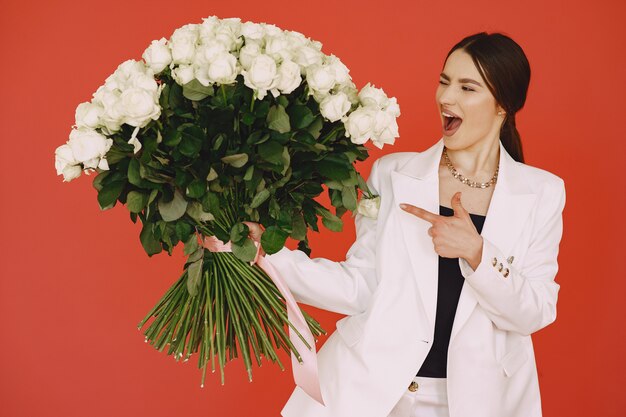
[{"x1": 1, "y1": 0, "x2": 623, "y2": 416}]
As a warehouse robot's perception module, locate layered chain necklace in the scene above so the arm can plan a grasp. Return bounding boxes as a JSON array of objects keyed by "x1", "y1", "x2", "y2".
[{"x1": 442, "y1": 146, "x2": 499, "y2": 189}]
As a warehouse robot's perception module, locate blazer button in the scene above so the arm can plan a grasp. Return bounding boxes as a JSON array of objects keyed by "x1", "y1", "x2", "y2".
[
  {"x1": 408, "y1": 381, "x2": 419, "y2": 392},
  {"x1": 503, "y1": 268, "x2": 510, "y2": 278},
  {"x1": 492, "y1": 257, "x2": 498, "y2": 267},
  {"x1": 497, "y1": 263, "x2": 504, "y2": 272},
  {"x1": 507, "y1": 256, "x2": 515, "y2": 264}
]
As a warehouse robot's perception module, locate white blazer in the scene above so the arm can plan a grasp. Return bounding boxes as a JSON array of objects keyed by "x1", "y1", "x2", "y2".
[{"x1": 265, "y1": 137, "x2": 566, "y2": 417}]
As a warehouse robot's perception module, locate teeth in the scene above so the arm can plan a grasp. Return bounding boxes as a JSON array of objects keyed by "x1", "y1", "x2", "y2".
[{"x1": 442, "y1": 112, "x2": 457, "y2": 118}]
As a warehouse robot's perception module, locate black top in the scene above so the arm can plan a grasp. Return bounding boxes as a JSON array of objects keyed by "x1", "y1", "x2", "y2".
[{"x1": 416, "y1": 205, "x2": 486, "y2": 378}]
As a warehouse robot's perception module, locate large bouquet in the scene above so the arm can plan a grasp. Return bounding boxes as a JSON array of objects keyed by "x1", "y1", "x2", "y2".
[{"x1": 54, "y1": 15, "x2": 399, "y2": 403}]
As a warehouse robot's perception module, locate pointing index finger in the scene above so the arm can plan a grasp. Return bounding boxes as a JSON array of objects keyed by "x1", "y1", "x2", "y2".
[{"x1": 400, "y1": 203, "x2": 442, "y2": 224}]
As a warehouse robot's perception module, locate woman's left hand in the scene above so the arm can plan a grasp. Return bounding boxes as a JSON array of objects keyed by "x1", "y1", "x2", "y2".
[{"x1": 400, "y1": 192, "x2": 483, "y2": 269}]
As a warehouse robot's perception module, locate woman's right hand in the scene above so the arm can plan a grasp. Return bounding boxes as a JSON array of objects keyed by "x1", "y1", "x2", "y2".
[{"x1": 242, "y1": 221, "x2": 266, "y2": 257}]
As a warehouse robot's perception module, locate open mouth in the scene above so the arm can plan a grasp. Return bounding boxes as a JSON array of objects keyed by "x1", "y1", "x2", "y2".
[{"x1": 443, "y1": 115, "x2": 462, "y2": 131}]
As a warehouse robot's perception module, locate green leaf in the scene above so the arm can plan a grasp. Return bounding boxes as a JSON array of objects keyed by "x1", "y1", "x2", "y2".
[
  {"x1": 97, "y1": 180, "x2": 125, "y2": 210},
  {"x1": 158, "y1": 188, "x2": 188, "y2": 221},
  {"x1": 148, "y1": 189, "x2": 159, "y2": 205},
  {"x1": 230, "y1": 223, "x2": 248, "y2": 245},
  {"x1": 243, "y1": 165, "x2": 254, "y2": 181},
  {"x1": 179, "y1": 125, "x2": 204, "y2": 157},
  {"x1": 93, "y1": 171, "x2": 110, "y2": 192},
  {"x1": 127, "y1": 159, "x2": 142, "y2": 186},
  {"x1": 250, "y1": 188, "x2": 270, "y2": 208},
  {"x1": 316, "y1": 159, "x2": 351, "y2": 180},
  {"x1": 127, "y1": 190, "x2": 149, "y2": 213},
  {"x1": 186, "y1": 178, "x2": 207, "y2": 198},
  {"x1": 258, "y1": 140, "x2": 284, "y2": 165},
  {"x1": 201, "y1": 191, "x2": 220, "y2": 216},
  {"x1": 163, "y1": 127, "x2": 182, "y2": 147},
  {"x1": 291, "y1": 211, "x2": 307, "y2": 241},
  {"x1": 322, "y1": 215, "x2": 343, "y2": 232},
  {"x1": 140, "y1": 221, "x2": 162, "y2": 256},
  {"x1": 182, "y1": 79, "x2": 214, "y2": 101},
  {"x1": 183, "y1": 233, "x2": 199, "y2": 255},
  {"x1": 231, "y1": 237, "x2": 258, "y2": 263},
  {"x1": 260, "y1": 226, "x2": 289, "y2": 255},
  {"x1": 241, "y1": 111, "x2": 256, "y2": 126},
  {"x1": 287, "y1": 104, "x2": 316, "y2": 129},
  {"x1": 185, "y1": 201, "x2": 214, "y2": 222},
  {"x1": 176, "y1": 222, "x2": 194, "y2": 243},
  {"x1": 221, "y1": 153, "x2": 249, "y2": 168},
  {"x1": 306, "y1": 115, "x2": 324, "y2": 139},
  {"x1": 341, "y1": 186, "x2": 358, "y2": 211},
  {"x1": 186, "y1": 258, "x2": 203, "y2": 297},
  {"x1": 267, "y1": 104, "x2": 291, "y2": 133}
]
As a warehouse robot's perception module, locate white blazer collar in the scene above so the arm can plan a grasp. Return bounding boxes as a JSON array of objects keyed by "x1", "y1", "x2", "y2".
[{"x1": 389, "y1": 137, "x2": 538, "y2": 341}]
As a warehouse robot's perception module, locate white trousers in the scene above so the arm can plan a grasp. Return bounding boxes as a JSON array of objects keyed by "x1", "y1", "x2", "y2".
[{"x1": 387, "y1": 376, "x2": 450, "y2": 417}]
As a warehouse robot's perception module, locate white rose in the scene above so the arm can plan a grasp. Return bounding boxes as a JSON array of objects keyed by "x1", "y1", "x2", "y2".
[
  {"x1": 343, "y1": 106, "x2": 377, "y2": 144},
  {"x1": 265, "y1": 34, "x2": 293, "y2": 62},
  {"x1": 169, "y1": 24, "x2": 199, "y2": 65},
  {"x1": 238, "y1": 42, "x2": 263, "y2": 70},
  {"x1": 306, "y1": 63, "x2": 336, "y2": 96},
  {"x1": 67, "y1": 128, "x2": 113, "y2": 168},
  {"x1": 92, "y1": 87, "x2": 123, "y2": 133},
  {"x1": 384, "y1": 97, "x2": 401, "y2": 117},
  {"x1": 171, "y1": 64, "x2": 195, "y2": 85},
  {"x1": 260, "y1": 23, "x2": 282, "y2": 37},
  {"x1": 75, "y1": 101, "x2": 103, "y2": 129},
  {"x1": 325, "y1": 54, "x2": 351, "y2": 85},
  {"x1": 195, "y1": 51, "x2": 238, "y2": 86},
  {"x1": 242, "y1": 54, "x2": 279, "y2": 100},
  {"x1": 356, "y1": 195, "x2": 380, "y2": 219},
  {"x1": 142, "y1": 38, "x2": 172, "y2": 74},
  {"x1": 241, "y1": 21, "x2": 265, "y2": 40},
  {"x1": 105, "y1": 60, "x2": 150, "y2": 90},
  {"x1": 54, "y1": 144, "x2": 83, "y2": 182},
  {"x1": 214, "y1": 18, "x2": 243, "y2": 51},
  {"x1": 371, "y1": 110, "x2": 399, "y2": 149},
  {"x1": 199, "y1": 16, "x2": 220, "y2": 38},
  {"x1": 119, "y1": 87, "x2": 161, "y2": 128},
  {"x1": 275, "y1": 60, "x2": 302, "y2": 94},
  {"x1": 293, "y1": 45, "x2": 324, "y2": 68},
  {"x1": 284, "y1": 31, "x2": 309, "y2": 50},
  {"x1": 319, "y1": 92, "x2": 351, "y2": 122},
  {"x1": 334, "y1": 81, "x2": 360, "y2": 105},
  {"x1": 358, "y1": 83, "x2": 389, "y2": 108}
]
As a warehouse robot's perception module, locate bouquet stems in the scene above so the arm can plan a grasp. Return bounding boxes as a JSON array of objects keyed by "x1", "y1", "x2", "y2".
[{"x1": 136, "y1": 228, "x2": 326, "y2": 386}]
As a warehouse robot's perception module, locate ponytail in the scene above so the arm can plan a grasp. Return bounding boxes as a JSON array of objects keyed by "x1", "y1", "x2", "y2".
[{"x1": 500, "y1": 113, "x2": 525, "y2": 163}]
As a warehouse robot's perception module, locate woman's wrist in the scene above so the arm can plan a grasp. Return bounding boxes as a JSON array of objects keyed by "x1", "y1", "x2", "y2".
[{"x1": 465, "y1": 236, "x2": 484, "y2": 271}]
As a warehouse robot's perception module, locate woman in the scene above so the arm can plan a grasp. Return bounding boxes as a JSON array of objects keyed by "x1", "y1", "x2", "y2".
[{"x1": 246, "y1": 32, "x2": 566, "y2": 417}]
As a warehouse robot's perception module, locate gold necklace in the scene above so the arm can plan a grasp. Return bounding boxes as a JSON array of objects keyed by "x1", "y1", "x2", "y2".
[{"x1": 443, "y1": 147, "x2": 498, "y2": 189}]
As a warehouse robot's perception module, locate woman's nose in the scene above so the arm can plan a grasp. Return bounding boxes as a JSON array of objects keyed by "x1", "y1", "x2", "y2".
[{"x1": 438, "y1": 87, "x2": 456, "y2": 106}]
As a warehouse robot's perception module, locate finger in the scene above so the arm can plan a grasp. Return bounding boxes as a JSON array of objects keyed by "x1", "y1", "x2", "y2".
[
  {"x1": 242, "y1": 221, "x2": 263, "y2": 242},
  {"x1": 400, "y1": 203, "x2": 443, "y2": 224},
  {"x1": 451, "y1": 192, "x2": 469, "y2": 219}
]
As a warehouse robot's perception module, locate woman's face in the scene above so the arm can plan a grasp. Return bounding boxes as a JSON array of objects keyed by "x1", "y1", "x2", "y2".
[{"x1": 436, "y1": 48, "x2": 505, "y2": 150}]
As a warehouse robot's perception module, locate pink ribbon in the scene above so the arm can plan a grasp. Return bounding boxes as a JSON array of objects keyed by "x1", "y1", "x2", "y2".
[{"x1": 202, "y1": 234, "x2": 325, "y2": 406}]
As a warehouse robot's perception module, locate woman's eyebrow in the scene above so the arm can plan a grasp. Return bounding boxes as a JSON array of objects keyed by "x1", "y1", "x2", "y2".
[{"x1": 440, "y1": 72, "x2": 483, "y2": 87}]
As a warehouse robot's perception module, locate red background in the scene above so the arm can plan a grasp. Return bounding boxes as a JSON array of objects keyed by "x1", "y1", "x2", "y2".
[{"x1": 1, "y1": 0, "x2": 624, "y2": 416}]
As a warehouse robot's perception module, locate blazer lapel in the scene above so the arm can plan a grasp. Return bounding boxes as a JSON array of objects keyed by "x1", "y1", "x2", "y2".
[{"x1": 390, "y1": 137, "x2": 538, "y2": 341}]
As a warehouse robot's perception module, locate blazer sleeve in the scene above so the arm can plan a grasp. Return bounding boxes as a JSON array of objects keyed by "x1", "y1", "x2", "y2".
[
  {"x1": 262, "y1": 157, "x2": 382, "y2": 316},
  {"x1": 458, "y1": 178, "x2": 566, "y2": 336}
]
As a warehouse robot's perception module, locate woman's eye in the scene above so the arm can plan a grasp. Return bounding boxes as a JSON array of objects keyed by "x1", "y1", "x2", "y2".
[
  {"x1": 438, "y1": 80, "x2": 447, "y2": 85},
  {"x1": 462, "y1": 86, "x2": 474, "y2": 92}
]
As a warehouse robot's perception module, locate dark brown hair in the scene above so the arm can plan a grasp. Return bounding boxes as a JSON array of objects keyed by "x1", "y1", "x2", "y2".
[{"x1": 444, "y1": 32, "x2": 530, "y2": 163}]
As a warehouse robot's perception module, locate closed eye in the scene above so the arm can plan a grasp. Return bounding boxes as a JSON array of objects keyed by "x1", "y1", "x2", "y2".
[{"x1": 438, "y1": 80, "x2": 474, "y2": 92}]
